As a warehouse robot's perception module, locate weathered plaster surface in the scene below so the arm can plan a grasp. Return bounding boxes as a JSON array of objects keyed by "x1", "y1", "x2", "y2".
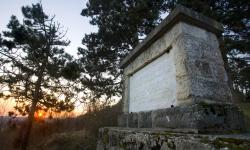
[
  {"x1": 123, "y1": 22, "x2": 182, "y2": 113},
  {"x1": 129, "y1": 52, "x2": 176, "y2": 112}
]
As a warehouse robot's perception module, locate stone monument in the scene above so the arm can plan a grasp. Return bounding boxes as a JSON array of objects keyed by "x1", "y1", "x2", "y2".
[
  {"x1": 97, "y1": 5, "x2": 249, "y2": 150},
  {"x1": 118, "y1": 5, "x2": 244, "y2": 132}
]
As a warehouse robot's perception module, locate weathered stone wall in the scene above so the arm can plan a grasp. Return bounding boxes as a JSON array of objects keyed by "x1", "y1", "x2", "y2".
[
  {"x1": 97, "y1": 127, "x2": 250, "y2": 150},
  {"x1": 118, "y1": 103, "x2": 245, "y2": 132},
  {"x1": 173, "y1": 23, "x2": 232, "y2": 106}
]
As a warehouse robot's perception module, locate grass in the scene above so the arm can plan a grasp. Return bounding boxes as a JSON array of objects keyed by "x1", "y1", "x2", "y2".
[{"x1": 30, "y1": 130, "x2": 96, "y2": 150}]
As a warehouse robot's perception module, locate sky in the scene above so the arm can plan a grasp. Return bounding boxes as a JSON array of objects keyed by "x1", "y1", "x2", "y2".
[
  {"x1": 0, "y1": 0, "x2": 97, "y2": 57},
  {"x1": 0, "y1": 0, "x2": 98, "y2": 116}
]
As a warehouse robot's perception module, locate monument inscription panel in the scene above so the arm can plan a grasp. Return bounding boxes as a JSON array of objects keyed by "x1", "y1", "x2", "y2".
[{"x1": 129, "y1": 51, "x2": 176, "y2": 112}]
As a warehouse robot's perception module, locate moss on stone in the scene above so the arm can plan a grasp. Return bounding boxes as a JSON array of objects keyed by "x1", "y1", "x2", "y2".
[
  {"x1": 238, "y1": 103, "x2": 250, "y2": 131},
  {"x1": 167, "y1": 140, "x2": 176, "y2": 149},
  {"x1": 119, "y1": 142, "x2": 126, "y2": 149},
  {"x1": 217, "y1": 138, "x2": 249, "y2": 145},
  {"x1": 200, "y1": 136, "x2": 210, "y2": 144},
  {"x1": 163, "y1": 131, "x2": 175, "y2": 135},
  {"x1": 102, "y1": 128, "x2": 109, "y2": 144},
  {"x1": 213, "y1": 137, "x2": 250, "y2": 150}
]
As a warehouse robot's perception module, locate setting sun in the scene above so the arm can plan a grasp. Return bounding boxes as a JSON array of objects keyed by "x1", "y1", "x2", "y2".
[
  {"x1": 38, "y1": 112, "x2": 43, "y2": 117},
  {"x1": 34, "y1": 110, "x2": 46, "y2": 121}
]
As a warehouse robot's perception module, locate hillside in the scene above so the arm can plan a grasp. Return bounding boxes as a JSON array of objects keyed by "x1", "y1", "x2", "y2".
[{"x1": 30, "y1": 130, "x2": 95, "y2": 150}]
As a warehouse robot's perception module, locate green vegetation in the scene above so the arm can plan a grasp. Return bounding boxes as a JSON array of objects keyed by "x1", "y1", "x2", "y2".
[
  {"x1": 102, "y1": 128, "x2": 110, "y2": 145},
  {"x1": 238, "y1": 103, "x2": 250, "y2": 130},
  {"x1": 212, "y1": 137, "x2": 250, "y2": 150},
  {"x1": 238, "y1": 103, "x2": 250, "y2": 117}
]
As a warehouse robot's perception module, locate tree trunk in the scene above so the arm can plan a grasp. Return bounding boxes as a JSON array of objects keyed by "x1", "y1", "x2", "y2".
[
  {"x1": 19, "y1": 100, "x2": 38, "y2": 150},
  {"x1": 19, "y1": 70, "x2": 44, "y2": 150}
]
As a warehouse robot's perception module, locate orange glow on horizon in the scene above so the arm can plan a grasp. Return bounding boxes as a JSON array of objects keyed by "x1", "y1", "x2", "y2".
[{"x1": 34, "y1": 110, "x2": 46, "y2": 121}]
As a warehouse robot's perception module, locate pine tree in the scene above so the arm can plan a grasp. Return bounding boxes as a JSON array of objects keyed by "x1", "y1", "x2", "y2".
[
  {"x1": 78, "y1": 0, "x2": 169, "y2": 102},
  {"x1": 0, "y1": 3, "x2": 79, "y2": 150}
]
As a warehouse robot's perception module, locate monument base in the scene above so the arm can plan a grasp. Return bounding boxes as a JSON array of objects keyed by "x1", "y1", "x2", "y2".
[
  {"x1": 118, "y1": 104, "x2": 245, "y2": 133},
  {"x1": 97, "y1": 127, "x2": 250, "y2": 150}
]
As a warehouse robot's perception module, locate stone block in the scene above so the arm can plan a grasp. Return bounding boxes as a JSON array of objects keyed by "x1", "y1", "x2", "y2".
[
  {"x1": 190, "y1": 77, "x2": 232, "y2": 103},
  {"x1": 154, "y1": 104, "x2": 245, "y2": 132},
  {"x1": 175, "y1": 75, "x2": 192, "y2": 102},
  {"x1": 122, "y1": 104, "x2": 245, "y2": 133},
  {"x1": 188, "y1": 60, "x2": 213, "y2": 79},
  {"x1": 118, "y1": 114, "x2": 128, "y2": 127},
  {"x1": 138, "y1": 111, "x2": 152, "y2": 128},
  {"x1": 152, "y1": 106, "x2": 194, "y2": 129},
  {"x1": 211, "y1": 64, "x2": 228, "y2": 82},
  {"x1": 128, "y1": 113, "x2": 138, "y2": 128}
]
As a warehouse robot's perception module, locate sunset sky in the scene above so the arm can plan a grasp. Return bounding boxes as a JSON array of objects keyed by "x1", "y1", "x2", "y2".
[{"x1": 0, "y1": 0, "x2": 98, "y2": 116}]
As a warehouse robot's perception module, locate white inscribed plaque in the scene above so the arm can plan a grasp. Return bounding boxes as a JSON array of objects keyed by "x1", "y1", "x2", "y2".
[{"x1": 129, "y1": 52, "x2": 177, "y2": 112}]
